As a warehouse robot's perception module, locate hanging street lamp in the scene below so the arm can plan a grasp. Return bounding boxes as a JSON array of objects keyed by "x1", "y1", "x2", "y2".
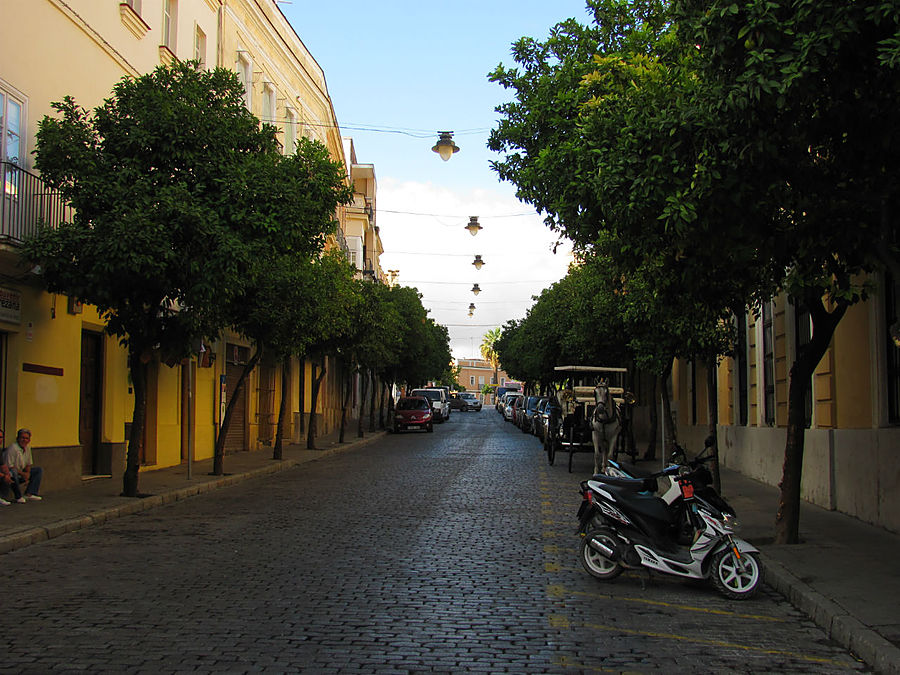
[
  {"x1": 471, "y1": 283, "x2": 481, "y2": 295},
  {"x1": 464, "y1": 216, "x2": 482, "y2": 236},
  {"x1": 472, "y1": 254, "x2": 484, "y2": 270},
  {"x1": 432, "y1": 131, "x2": 460, "y2": 161},
  {"x1": 468, "y1": 302, "x2": 476, "y2": 317}
]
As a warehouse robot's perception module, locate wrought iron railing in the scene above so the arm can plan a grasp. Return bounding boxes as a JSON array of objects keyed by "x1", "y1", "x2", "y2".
[{"x1": 0, "y1": 161, "x2": 72, "y2": 243}]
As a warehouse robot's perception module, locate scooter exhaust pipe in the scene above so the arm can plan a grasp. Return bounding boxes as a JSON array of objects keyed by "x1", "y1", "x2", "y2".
[{"x1": 588, "y1": 536, "x2": 617, "y2": 559}]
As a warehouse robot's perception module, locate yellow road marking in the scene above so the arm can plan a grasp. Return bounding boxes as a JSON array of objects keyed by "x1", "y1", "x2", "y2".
[
  {"x1": 553, "y1": 655, "x2": 644, "y2": 674},
  {"x1": 548, "y1": 614, "x2": 570, "y2": 629},
  {"x1": 545, "y1": 562, "x2": 561, "y2": 572},
  {"x1": 547, "y1": 585, "x2": 785, "y2": 622},
  {"x1": 544, "y1": 545, "x2": 560, "y2": 554},
  {"x1": 580, "y1": 621, "x2": 850, "y2": 666}
]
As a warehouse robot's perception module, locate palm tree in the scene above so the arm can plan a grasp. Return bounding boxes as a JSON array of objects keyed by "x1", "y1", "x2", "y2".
[{"x1": 480, "y1": 327, "x2": 502, "y2": 400}]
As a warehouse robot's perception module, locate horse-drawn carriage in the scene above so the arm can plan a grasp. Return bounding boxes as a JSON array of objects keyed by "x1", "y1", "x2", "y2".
[{"x1": 543, "y1": 365, "x2": 633, "y2": 473}]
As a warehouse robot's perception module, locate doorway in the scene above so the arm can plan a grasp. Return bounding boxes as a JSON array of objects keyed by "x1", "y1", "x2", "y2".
[{"x1": 79, "y1": 331, "x2": 103, "y2": 475}]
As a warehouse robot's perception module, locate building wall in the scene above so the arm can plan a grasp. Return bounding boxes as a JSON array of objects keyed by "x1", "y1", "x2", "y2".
[
  {"x1": 674, "y1": 281, "x2": 900, "y2": 533},
  {"x1": 0, "y1": 0, "x2": 369, "y2": 490}
]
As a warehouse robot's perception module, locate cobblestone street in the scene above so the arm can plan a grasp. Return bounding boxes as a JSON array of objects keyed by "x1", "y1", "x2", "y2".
[{"x1": 0, "y1": 411, "x2": 867, "y2": 673}]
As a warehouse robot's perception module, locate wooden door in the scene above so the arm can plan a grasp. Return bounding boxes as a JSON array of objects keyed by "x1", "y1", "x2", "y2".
[{"x1": 78, "y1": 331, "x2": 103, "y2": 475}]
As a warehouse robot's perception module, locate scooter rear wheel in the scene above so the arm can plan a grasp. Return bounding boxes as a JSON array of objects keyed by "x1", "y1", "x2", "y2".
[
  {"x1": 579, "y1": 527, "x2": 623, "y2": 580},
  {"x1": 711, "y1": 548, "x2": 761, "y2": 599}
]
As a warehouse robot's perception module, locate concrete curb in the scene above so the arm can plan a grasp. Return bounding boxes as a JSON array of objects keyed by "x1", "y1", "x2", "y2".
[
  {"x1": 0, "y1": 432, "x2": 386, "y2": 557},
  {"x1": 764, "y1": 556, "x2": 900, "y2": 674}
]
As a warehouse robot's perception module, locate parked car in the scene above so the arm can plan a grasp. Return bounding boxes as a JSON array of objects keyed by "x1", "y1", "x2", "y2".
[
  {"x1": 498, "y1": 391, "x2": 518, "y2": 416},
  {"x1": 393, "y1": 397, "x2": 434, "y2": 433},
  {"x1": 410, "y1": 388, "x2": 451, "y2": 423},
  {"x1": 528, "y1": 397, "x2": 550, "y2": 440},
  {"x1": 459, "y1": 392, "x2": 482, "y2": 411},
  {"x1": 450, "y1": 391, "x2": 469, "y2": 412},
  {"x1": 518, "y1": 395, "x2": 542, "y2": 432},
  {"x1": 503, "y1": 394, "x2": 523, "y2": 422}
]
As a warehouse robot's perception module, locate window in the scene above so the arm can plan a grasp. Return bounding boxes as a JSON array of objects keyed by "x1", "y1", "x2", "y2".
[
  {"x1": 469, "y1": 376, "x2": 475, "y2": 386},
  {"x1": 793, "y1": 300, "x2": 813, "y2": 428},
  {"x1": 886, "y1": 273, "x2": 900, "y2": 424},
  {"x1": 500, "y1": 378, "x2": 505, "y2": 386},
  {"x1": 285, "y1": 107, "x2": 297, "y2": 155},
  {"x1": 479, "y1": 375, "x2": 485, "y2": 386},
  {"x1": 762, "y1": 301, "x2": 776, "y2": 426},
  {"x1": 237, "y1": 53, "x2": 252, "y2": 109},
  {"x1": 193, "y1": 25, "x2": 206, "y2": 69},
  {"x1": 1, "y1": 90, "x2": 23, "y2": 166},
  {"x1": 162, "y1": 0, "x2": 177, "y2": 51},
  {"x1": 262, "y1": 83, "x2": 275, "y2": 123}
]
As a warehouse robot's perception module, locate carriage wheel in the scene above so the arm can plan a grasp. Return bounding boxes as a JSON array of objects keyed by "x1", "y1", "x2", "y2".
[{"x1": 546, "y1": 434, "x2": 556, "y2": 465}]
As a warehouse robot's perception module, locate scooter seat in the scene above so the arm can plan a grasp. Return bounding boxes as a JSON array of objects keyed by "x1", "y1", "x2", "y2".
[
  {"x1": 591, "y1": 475, "x2": 658, "y2": 493},
  {"x1": 604, "y1": 485, "x2": 673, "y2": 525}
]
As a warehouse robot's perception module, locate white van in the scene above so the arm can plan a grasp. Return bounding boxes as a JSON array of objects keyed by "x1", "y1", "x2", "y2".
[{"x1": 410, "y1": 388, "x2": 451, "y2": 423}]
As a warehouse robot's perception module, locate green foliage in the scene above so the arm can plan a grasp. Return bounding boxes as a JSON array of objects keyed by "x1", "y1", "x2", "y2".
[{"x1": 25, "y1": 62, "x2": 351, "y2": 361}]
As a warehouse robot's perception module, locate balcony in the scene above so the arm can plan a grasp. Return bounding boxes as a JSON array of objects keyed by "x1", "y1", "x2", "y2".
[{"x1": 1, "y1": 162, "x2": 72, "y2": 244}]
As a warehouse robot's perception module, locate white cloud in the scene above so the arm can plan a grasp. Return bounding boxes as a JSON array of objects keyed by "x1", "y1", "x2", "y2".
[{"x1": 377, "y1": 178, "x2": 573, "y2": 360}]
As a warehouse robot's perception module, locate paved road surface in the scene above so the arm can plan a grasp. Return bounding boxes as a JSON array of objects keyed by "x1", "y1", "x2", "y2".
[{"x1": 0, "y1": 410, "x2": 867, "y2": 673}]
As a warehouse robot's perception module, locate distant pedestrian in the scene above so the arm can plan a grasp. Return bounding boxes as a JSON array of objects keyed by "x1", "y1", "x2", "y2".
[{"x1": 2, "y1": 428, "x2": 43, "y2": 502}]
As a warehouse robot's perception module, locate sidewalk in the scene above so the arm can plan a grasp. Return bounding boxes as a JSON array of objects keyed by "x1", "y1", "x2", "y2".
[
  {"x1": 720, "y1": 467, "x2": 900, "y2": 674},
  {"x1": 1, "y1": 435, "x2": 898, "y2": 673}
]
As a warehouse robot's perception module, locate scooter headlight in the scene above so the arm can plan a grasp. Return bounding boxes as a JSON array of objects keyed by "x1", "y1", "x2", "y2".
[{"x1": 722, "y1": 513, "x2": 740, "y2": 532}]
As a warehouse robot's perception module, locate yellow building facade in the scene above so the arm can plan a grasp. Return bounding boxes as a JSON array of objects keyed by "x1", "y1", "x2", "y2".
[
  {"x1": 0, "y1": 0, "x2": 374, "y2": 491},
  {"x1": 672, "y1": 278, "x2": 900, "y2": 532}
]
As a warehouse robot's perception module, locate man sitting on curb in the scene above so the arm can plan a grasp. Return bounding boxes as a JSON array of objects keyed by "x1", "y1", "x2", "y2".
[{"x1": 1, "y1": 428, "x2": 43, "y2": 503}]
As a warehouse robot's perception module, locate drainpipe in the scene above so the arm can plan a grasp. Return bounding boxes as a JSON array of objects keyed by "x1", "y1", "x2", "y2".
[{"x1": 217, "y1": 0, "x2": 225, "y2": 68}]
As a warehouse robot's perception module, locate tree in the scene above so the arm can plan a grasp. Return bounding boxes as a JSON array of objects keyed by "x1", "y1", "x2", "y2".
[
  {"x1": 214, "y1": 250, "x2": 357, "y2": 467},
  {"x1": 26, "y1": 63, "x2": 299, "y2": 497},
  {"x1": 480, "y1": 328, "x2": 502, "y2": 389},
  {"x1": 211, "y1": 133, "x2": 354, "y2": 470},
  {"x1": 490, "y1": 0, "x2": 900, "y2": 543},
  {"x1": 671, "y1": 0, "x2": 900, "y2": 543}
]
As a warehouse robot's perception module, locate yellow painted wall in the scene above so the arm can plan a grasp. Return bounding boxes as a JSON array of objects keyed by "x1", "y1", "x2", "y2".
[{"x1": 833, "y1": 299, "x2": 872, "y2": 428}]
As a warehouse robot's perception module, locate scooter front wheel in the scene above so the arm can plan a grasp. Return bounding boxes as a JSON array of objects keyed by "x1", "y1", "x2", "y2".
[
  {"x1": 711, "y1": 548, "x2": 761, "y2": 600},
  {"x1": 579, "y1": 527, "x2": 623, "y2": 580}
]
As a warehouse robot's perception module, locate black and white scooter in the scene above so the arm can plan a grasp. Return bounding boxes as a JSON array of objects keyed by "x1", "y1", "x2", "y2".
[{"x1": 576, "y1": 439, "x2": 762, "y2": 599}]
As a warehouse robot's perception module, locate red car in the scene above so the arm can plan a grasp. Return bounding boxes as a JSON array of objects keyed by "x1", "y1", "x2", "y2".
[{"x1": 393, "y1": 397, "x2": 434, "y2": 433}]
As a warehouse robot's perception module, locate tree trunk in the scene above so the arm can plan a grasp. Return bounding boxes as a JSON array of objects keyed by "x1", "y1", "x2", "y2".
[
  {"x1": 775, "y1": 296, "x2": 846, "y2": 544},
  {"x1": 660, "y1": 362, "x2": 677, "y2": 456},
  {"x1": 706, "y1": 355, "x2": 721, "y2": 494},
  {"x1": 643, "y1": 375, "x2": 658, "y2": 461},
  {"x1": 386, "y1": 379, "x2": 396, "y2": 422},
  {"x1": 368, "y1": 369, "x2": 377, "y2": 432},
  {"x1": 213, "y1": 343, "x2": 262, "y2": 475},
  {"x1": 358, "y1": 369, "x2": 368, "y2": 438},
  {"x1": 122, "y1": 346, "x2": 148, "y2": 497},
  {"x1": 273, "y1": 354, "x2": 290, "y2": 460},
  {"x1": 339, "y1": 365, "x2": 353, "y2": 443},
  {"x1": 298, "y1": 355, "x2": 305, "y2": 435},
  {"x1": 307, "y1": 356, "x2": 326, "y2": 450},
  {"x1": 378, "y1": 379, "x2": 387, "y2": 429}
]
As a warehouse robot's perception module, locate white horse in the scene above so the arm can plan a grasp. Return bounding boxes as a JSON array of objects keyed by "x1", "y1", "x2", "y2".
[{"x1": 591, "y1": 380, "x2": 621, "y2": 475}]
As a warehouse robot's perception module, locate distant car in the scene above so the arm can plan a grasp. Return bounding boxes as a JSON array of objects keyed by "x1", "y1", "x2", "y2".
[
  {"x1": 393, "y1": 397, "x2": 434, "y2": 433},
  {"x1": 503, "y1": 394, "x2": 523, "y2": 422},
  {"x1": 534, "y1": 398, "x2": 550, "y2": 441},
  {"x1": 449, "y1": 392, "x2": 469, "y2": 411},
  {"x1": 410, "y1": 388, "x2": 451, "y2": 423},
  {"x1": 459, "y1": 392, "x2": 482, "y2": 411}
]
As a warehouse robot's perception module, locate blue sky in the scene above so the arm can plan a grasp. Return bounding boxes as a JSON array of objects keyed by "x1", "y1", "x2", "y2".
[{"x1": 279, "y1": 2, "x2": 596, "y2": 360}]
